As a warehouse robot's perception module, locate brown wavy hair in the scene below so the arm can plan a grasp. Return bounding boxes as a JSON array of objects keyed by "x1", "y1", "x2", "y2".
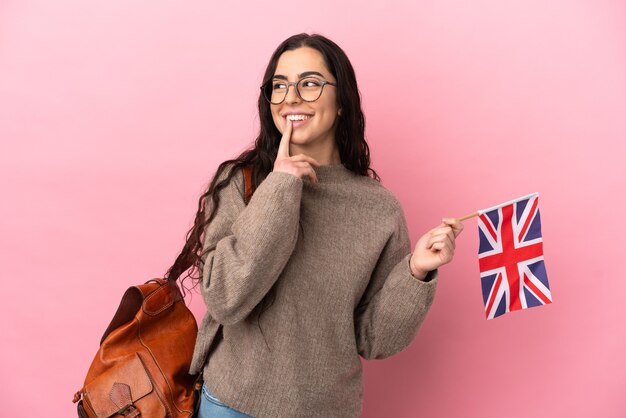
[{"x1": 164, "y1": 32, "x2": 381, "y2": 348}]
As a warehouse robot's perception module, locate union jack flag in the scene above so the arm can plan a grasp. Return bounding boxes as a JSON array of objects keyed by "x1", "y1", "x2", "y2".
[{"x1": 478, "y1": 192, "x2": 552, "y2": 319}]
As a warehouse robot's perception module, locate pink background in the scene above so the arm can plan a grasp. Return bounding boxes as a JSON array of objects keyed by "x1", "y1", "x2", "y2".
[{"x1": 1, "y1": 0, "x2": 625, "y2": 417}]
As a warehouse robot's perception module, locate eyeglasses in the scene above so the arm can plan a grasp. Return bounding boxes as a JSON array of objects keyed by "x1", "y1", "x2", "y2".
[{"x1": 261, "y1": 77, "x2": 337, "y2": 105}]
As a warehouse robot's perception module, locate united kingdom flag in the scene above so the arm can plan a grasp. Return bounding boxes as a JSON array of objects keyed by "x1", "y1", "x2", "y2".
[{"x1": 478, "y1": 192, "x2": 552, "y2": 319}]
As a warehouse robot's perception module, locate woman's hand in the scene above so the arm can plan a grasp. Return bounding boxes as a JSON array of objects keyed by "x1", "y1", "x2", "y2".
[
  {"x1": 409, "y1": 218, "x2": 464, "y2": 280},
  {"x1": 272, "y1": 119, "x2": 320, "y2": 183}
]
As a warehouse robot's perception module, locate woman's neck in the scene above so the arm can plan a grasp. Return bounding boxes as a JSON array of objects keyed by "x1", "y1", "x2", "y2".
[{"x1": 289, "y1": 139, "x2": 341, "y2": 166}]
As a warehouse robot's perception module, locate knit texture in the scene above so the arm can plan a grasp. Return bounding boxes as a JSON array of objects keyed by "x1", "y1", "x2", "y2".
[{"x1": 189, "y1": 163, "x2": 439, "y2": 417}]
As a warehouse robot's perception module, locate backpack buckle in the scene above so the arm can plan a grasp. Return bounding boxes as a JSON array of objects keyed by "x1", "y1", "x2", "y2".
[{"x1": 117, "y1": 403, "x2": 140, "y2": 417}]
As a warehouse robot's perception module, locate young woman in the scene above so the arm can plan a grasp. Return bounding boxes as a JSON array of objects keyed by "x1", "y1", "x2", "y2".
[{"x1": 166, "y1": 33, "x2": 463, "y2": 418}]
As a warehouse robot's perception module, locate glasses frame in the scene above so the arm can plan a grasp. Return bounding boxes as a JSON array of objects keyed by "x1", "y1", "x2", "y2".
[{"x1": 261, "y1": 76, "x2": 337, "y2": 105}]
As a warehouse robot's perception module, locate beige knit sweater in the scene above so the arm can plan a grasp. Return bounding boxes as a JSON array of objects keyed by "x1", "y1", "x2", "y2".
[{"x1": 189, "y1": 162, "x2": 438, "y2": 417}]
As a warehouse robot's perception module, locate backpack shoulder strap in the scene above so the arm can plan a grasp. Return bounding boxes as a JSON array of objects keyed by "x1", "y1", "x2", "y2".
[{"x1": 242, "y1": 165, "x2": 254, "y2": 205}]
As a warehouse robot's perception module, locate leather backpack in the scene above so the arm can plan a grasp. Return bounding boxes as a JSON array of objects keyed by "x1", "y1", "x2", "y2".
[{"x1": 73, "y1": 165, "x2": 255, "y2": 417}]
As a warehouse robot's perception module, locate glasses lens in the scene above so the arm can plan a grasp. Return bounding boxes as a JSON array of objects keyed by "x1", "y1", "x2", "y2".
[
  {"x1": 297, "y1": 78, "x2": 323, "y2": 102},
  {"x1": 264, "y1": 80, "x2": 287, "y2": 104}
]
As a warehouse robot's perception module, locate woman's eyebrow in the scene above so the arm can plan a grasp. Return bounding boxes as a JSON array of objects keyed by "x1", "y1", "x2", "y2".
[
  {"x1": 299, "y1": 71, "x2": 325, "y2": 78},
  {"x1": 273, "y1": 71, "x2": 326, "y2": 80}
]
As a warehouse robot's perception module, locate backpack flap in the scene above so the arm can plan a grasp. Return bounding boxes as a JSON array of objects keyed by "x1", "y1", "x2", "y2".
[
  {"x1": 83, "y1": 353, "x2": 157, "y2": 417},
  {"x1": 99, "y1": 286, "x2": 144, "y2": 346},
  {"x1": 98, "y1": 280, "x2": 169, "y2": 345}
]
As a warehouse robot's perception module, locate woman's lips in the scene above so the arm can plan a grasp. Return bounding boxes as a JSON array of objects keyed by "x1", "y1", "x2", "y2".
[
  {"x1": 285, "y1": 115, "x2": 312, "y2": 129},
  {"x1": 291, "y1": 117, "x2": 310, "y2": 128}
]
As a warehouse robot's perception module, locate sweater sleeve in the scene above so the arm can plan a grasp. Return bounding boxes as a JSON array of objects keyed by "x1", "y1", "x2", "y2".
[
  {"x1": 354, "y1": 203, "x2": 439, "y2": 360},
  {"x1": 199, "y1": 165, "x2": 303, "y2": 325}
]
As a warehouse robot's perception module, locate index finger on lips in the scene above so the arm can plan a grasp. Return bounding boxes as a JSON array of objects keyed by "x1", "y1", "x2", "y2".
[{"x1": 277, "y1": 118, "x2": 293, "y2": 159}]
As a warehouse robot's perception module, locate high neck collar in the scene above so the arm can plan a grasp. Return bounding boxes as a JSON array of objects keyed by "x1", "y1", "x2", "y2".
[{"x1": 311, "y1": 163, "x2": 355, "y2": 183}]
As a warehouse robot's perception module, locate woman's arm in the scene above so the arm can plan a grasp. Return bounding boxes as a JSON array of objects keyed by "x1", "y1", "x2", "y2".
[
  {"x1": 200, "y1": 164, "x2": 303, "y2": 325},
  {"x1": 354, "y1": 204, "x2": 439, "y2": 360}
]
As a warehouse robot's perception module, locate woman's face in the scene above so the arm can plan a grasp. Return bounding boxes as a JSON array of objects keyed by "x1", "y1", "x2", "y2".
[{"x1": 270, "y1": 47, "x2": 341, "y2": 147}]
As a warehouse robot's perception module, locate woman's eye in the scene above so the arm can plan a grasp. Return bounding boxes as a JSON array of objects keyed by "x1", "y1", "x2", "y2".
[
  {"x1": 301, "y1": 79, "x2": 322, "y2": 88},
  {"x1": 272, "y1": 83, "x2": 286, "y2": 90}
]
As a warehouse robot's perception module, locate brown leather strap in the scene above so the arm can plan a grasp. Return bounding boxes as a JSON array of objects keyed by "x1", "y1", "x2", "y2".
[{"x1": 243, "y1": 165, "x2": 253, "y2": 205}]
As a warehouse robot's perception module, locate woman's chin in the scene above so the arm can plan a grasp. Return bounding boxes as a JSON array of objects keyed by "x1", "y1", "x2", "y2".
[{"x1": 289, "y1": 133, "x2": 311, "y2": 144}]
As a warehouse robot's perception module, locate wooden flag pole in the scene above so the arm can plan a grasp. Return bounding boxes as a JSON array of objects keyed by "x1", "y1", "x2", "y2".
[
  {"x1": 457, "y1": 193, "x2": 539, "y2": 223},
  {"x1": 456, "y1": 211, "x2": 479, "y2": 222}
]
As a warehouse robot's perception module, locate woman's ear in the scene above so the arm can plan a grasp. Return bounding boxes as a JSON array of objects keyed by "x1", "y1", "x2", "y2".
[{"x1": 338, "y1": 108, "x2": 342, "y2": 116}]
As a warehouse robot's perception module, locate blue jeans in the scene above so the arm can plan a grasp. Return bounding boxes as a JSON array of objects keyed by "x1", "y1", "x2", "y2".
[{"x1": 198, "y1": 382, "x2": 254, "y2": 418}]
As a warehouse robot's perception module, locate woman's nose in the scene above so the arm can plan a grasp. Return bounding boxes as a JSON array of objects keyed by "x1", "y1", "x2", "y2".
[{"x1": 284, "y1": 83, "x2": 301, "y2": 104}]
